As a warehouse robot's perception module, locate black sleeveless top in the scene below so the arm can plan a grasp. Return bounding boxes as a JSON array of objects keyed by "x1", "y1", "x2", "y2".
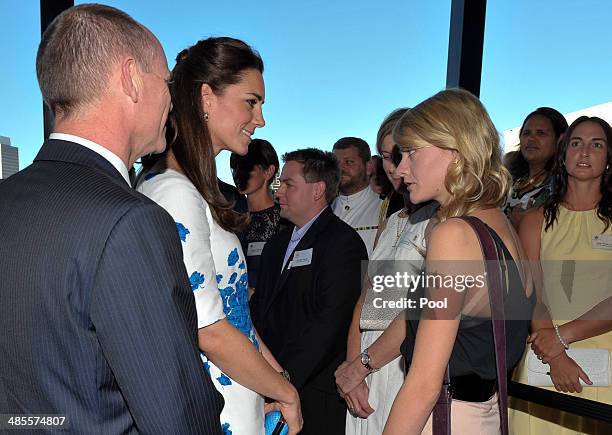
[
  {"x1": 400, "y1": 221, "x2": 534, "y2": 380},
  {"x1": 238, "y1": 204, "x2": 289, "y2": 288}
]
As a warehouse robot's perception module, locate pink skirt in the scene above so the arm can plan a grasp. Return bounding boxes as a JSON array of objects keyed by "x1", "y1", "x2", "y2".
[{"x1": 422, "y1": 393, "x2": 501, "y2": 435}]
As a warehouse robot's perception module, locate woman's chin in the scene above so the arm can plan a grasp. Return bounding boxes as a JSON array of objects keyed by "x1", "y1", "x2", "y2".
[
  {"x1": 407, "y1": 191, "x2": 420, "y2": 203},
  {"x1": 226, "y1": 147, "x2": 248, "y2": 157}
]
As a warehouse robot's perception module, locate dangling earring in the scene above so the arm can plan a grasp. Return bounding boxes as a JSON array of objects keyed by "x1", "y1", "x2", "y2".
[{"x1": 203, "y1": 112, "x2": 209, "y2": 122}]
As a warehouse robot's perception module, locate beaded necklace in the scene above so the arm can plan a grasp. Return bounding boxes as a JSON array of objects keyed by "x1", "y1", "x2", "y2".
[{"x1": 512, "y1": 169, "x2": 547, "y2": 199}]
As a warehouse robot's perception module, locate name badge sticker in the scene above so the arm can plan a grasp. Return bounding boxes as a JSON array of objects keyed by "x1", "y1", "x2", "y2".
[
  {"x1": 247, "y1": 241, "x2": 266, "y2": 257},
  {"x1": 289, "y1": 248, "x2": 313, "y2": 269},
  {"x1": 592, "y1": 234, "x2": 612, "y2": 250}
]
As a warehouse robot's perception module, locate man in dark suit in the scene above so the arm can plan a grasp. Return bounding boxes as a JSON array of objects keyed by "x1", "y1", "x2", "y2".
[
  {"x1": 250, "y1": 148, "x2": 367, "y2": 434},
  {"x1": 0, "y1": 5, "x2": 223, "y2": 434}
]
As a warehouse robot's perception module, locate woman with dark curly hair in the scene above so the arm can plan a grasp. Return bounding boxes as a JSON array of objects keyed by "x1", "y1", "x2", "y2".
[{"x1": 511, "y1": 116, "x2": 612, "y2": 434}]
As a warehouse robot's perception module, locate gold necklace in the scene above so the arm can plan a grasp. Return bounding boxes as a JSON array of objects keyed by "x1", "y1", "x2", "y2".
[
  {"x1": 526, "y1": 169, "x2": 546, "y2": 185},
  {"x1": 514, "y1": 169, "x2": 547, "y2": 197}
]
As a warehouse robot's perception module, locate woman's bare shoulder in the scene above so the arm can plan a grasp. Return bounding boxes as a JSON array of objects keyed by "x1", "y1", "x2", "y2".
[{"x1": 428, "y1": 218, "x2": 482, "y2": 261}]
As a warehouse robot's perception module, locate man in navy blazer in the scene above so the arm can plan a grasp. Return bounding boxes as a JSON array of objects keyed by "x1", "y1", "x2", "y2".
[
  {"x1": 0, "y1": 5, "x2": 223, "y2": 434},
  {"x1": 250, "y1": 148, "x2": 367, "y2": 434}
]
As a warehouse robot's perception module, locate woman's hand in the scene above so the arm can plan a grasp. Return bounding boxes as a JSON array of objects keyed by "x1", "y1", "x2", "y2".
[
  {"x1": 548, "y1": 352, "x2": 592, "y2": 393},
  {"x1": 528, "y1": 327, "x2": 566, "y2": 363},
  {"x1": 335, "y1": 357, "x2": 370, "y2": 397},
  {"x1": 264, "y1": 386, "x2": 303, "y2": 435},
  {"x1": 344, "y1": 381, "x2": 375, "y2": 419}
]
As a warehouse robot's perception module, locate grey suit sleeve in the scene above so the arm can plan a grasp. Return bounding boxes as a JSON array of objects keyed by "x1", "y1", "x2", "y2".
[{"x1": 90, "y1": 204, "x2": 223, "y2": 434}]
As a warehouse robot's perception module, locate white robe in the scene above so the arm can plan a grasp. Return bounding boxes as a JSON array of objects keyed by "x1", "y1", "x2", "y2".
[{"x1": 332, "y1": 186, "x2": 383, "y2": 257}]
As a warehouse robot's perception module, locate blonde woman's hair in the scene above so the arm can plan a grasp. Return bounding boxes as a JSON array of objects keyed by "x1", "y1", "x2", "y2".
[{"x1": 393, "y1": 88, "x2": 510, "y2": 221}]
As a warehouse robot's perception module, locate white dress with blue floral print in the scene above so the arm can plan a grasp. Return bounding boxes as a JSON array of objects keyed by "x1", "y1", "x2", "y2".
[{"x1": 138, "y1": 168, "x2": 264, "y2": 435}]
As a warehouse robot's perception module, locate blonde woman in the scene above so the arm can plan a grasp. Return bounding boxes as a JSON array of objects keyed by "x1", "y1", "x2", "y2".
[
  {"x1": 340, "y1": 109, "x2": 437, "y2": 435},
  {"x1": 382, "y1": 89, "x2": 534, "y2": 434}
]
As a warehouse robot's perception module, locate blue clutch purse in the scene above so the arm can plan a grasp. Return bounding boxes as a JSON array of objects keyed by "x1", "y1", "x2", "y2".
[{"x1": 265, "y1": 411, "x2": 288, "y2": 435}]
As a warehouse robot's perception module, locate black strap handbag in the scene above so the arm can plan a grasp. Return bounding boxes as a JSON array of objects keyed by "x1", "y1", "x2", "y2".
[{"x1": 432, "y1": 216, "x2": 509, "y2": 435}]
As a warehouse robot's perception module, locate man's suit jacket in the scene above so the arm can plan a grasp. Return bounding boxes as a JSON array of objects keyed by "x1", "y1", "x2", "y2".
[
  {"x1": 0, "y1": 139, "x2": 223, "y2": 434},
  {"x1": 250, "y1": 206, "x2": 367, "y2": 395}
]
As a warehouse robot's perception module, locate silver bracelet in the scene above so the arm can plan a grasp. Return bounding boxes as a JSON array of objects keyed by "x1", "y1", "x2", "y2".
[{"x1": 554, "y1": 324, "x2": 569, "y2": 350}]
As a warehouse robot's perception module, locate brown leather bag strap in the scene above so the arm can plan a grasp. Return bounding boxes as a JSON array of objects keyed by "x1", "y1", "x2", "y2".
[
  {"x1": 461, "y1": 216, "x2": 508, "y2": 435},
  {"x1": 432, "y1": 216, "x2": 509, "y2": 435},
  {"x1": 432, "y1": 367, "x2": 452, "y2": 434}
]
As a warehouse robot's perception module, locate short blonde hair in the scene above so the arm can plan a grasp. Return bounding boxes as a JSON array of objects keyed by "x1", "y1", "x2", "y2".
[
  {"x1": 36, "y1": 4, "x2": 157, "y2": 116},
  {"x1": 393, "y1": 88, "x2": 509, "y2": 221}
]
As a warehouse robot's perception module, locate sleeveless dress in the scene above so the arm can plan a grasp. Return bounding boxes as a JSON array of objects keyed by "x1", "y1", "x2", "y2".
[
  {"x1": 237, "y1": 204, "x2": 287, "y2": 288},
  {"x1": 378, "y1": 190, "x2": 405, "y2": 228},
  {"x1": 401, "y1": 219, "x2": 533, "y2": 434},
  {"x1": 510, "y1": 206, "x2": 612, "y2": 434},
  {"x1": 346, "y1": 201, "x2": 436, "y2": 435},
  {"x1": 138, "y1": 168, "x2": 264, "y2": 435}
]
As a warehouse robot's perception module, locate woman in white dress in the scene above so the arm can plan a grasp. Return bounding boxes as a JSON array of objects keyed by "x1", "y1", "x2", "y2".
[
  {"x1": 339, "y1": 108, "x2": 437, "y2": 435},
  {"x1": 137, "y1": 37, "x2": 301, "y2": 435}
]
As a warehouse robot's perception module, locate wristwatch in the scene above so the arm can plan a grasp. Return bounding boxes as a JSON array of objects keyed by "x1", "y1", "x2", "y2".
[{"x1": 360, "y1": 348, "x2": 379, "y2": 373}]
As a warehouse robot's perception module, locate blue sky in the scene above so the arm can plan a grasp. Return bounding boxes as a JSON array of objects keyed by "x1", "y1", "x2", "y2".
[{"x1": 1, "y1": 0, "x2": 611, "y2": 184}]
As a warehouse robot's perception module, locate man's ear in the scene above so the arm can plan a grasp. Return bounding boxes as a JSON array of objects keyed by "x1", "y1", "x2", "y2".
[
  {"x1": 365, "y1": 159, "x2": 374, "y2": 178},
  {"x1": 200, "y1": 83, "x2": 216, "y2": 115},
  {"x1": 120, "y1": 57, "x2": 140, "y2": 103},
  {"x1": 313, "y1": 180, "x2": 326, "y2": 202}
]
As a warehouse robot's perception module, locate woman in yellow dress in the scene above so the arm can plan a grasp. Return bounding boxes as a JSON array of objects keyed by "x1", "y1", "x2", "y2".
[{"x1": 511, "y1": 116, "x2": 612, "y2": 434}]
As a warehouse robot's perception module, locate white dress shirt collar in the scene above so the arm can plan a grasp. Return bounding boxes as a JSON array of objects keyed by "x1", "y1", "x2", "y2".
[
  {"x1": 49, "y1": 133, "x2": 131, "y2": 186},
  {"x1": 282, "y1": 206, "x2": 327, "y2": 271}
]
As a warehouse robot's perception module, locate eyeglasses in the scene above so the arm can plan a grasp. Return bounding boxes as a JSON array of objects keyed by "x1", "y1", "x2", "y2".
[{"x1": 405, "y1": 145, "x2": 433, "y2": 160}]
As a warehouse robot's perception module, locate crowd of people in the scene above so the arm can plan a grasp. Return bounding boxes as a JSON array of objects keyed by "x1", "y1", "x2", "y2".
[{"x1": 1, "y1": 4, "x2": 611, "y2": 435}]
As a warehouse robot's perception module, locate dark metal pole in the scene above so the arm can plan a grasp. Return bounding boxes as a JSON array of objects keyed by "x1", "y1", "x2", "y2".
[
  {"x1": 40, "y1": 0, "x2": 74, "y2": 139},
  {"x1": 446, "y1": 0, "x2": 487, "y2": 97}
]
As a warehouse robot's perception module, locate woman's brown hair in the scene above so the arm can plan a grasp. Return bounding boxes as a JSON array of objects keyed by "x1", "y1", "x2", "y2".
[{"x1": 144, "y1": 37, "x2": 263, "y2": 232}]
